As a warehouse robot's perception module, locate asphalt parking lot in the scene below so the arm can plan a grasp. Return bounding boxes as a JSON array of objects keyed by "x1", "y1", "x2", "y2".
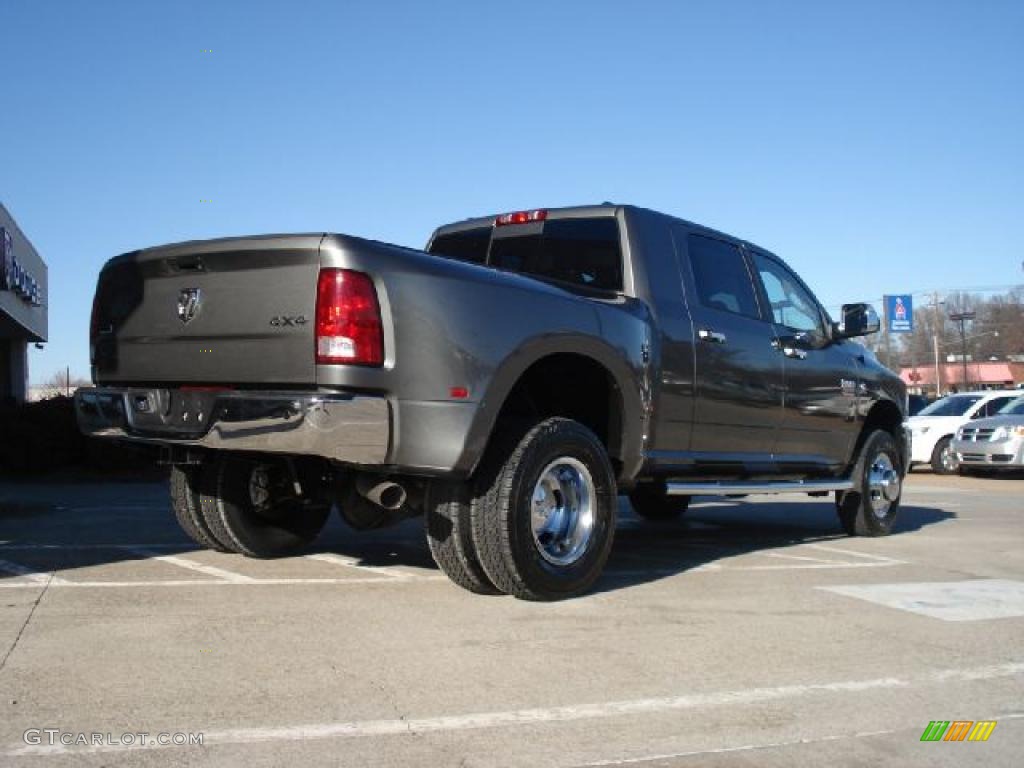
[{"x1": 0, "y1": 470, "x2": 1021, "y2": 767}]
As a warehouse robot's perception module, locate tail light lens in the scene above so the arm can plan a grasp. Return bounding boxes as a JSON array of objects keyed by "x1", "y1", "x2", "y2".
[
  {"x1": 315, "y1": 269, "x2": 384, "y2": 366},
  {"x1": 495, "y1": 209, "x2": 547, "y2": 226}
]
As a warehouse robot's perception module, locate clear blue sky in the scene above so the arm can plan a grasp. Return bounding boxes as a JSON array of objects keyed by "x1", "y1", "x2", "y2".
[{"x1": 3, "y1": 0, "x2": 1022, "y2": 384}]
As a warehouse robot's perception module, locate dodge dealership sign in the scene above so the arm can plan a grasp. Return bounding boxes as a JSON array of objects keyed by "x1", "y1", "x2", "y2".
[{"x1": 1, "y1": 226, "x2": 43, "y2": 306}]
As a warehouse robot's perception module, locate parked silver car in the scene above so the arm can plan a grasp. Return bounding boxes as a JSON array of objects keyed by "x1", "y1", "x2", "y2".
[{"x1": 952, "y1": 396, "x2": 1024, "y2": 473}]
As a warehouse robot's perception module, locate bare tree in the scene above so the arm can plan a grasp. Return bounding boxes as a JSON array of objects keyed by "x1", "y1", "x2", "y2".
[
  {"x1": 975, "y1": 290, "x2": 1024, "y2": 360},
  {"x1": 37, "y1": 370, "x2": 91, "y2": 399},
  {"x1": 894, "y1": 289, "x2": 1024, "y2": 388}
]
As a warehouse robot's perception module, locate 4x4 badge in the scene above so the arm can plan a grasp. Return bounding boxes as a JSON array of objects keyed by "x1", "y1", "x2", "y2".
[
  {"x1": 177, "y1": 288, "x2": 202, "y2": 324},
  {"x1": 270, "y1": 315, "x2": 307, "y2": 327}
]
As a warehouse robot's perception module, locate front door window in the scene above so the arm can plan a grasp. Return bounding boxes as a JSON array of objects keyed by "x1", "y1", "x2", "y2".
[{"x1": 750, "y1": 252, "x2": 825, "y2": 344}]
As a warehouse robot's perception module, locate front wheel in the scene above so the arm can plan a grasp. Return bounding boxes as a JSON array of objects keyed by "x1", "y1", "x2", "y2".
[
  {"x1": 471, "y1": 418, "x2": 617, "y2": 601},
  {"x1": 930, "y1": 437, "x2": 959, "y2": 475},
  {"x1": 837, "y1": 430, "x2": 902, "y2": 536}
]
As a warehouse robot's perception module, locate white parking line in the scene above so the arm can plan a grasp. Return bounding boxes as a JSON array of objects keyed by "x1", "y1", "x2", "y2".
[
  {"x1": 8, "y1": 661, "x2": 1022, "y2": 756},
  {"x1": 573, "y1": 727, "x2": 903, "y2": 766},
  {"x1": 764, "y1": 552, "x2": 844, "y2": 565},
  {"x1": 611, "y1": 539, "x2": 908, "y2": 573},
  {"x1": 49, "y1": 506, "x2": 168, "y2": 516},
  {"x1": 0, "y1": 559, "x2": 56, "y2": 585},
  {"x1": 805, "y1": 543, "x2": 906, "y2": 564},
  {"x1": 903, "y1": 486, "x2": 978, "y2": 496},
  {"x1": 571, "y1": 714, "x2": 1024, "y2": 767},
  {"x1": 0, "y1": 543, "x2": 182, "y2": 550},
  {"x1": 604, "y1": 564, "x2": 722, "y2": 578},
  {"x1": 0, "y1": 547, "x2": 442, "y2": 588},
  {"x1": 687, "y1": 543, "x2": 906, "y2": 572},
  {"x1": 0, "y1": 577, "x2": 446, "y2": 589},
  {"x1": 728, "y1": 561, "x2": 903, "y2": 571},
  {"x1": 0, "y1": 536, "x2": 906, "y2": 590},
  {"x1": 117, "y1": 546, "x2": 257, "y2": 583},
  {"x1": 821, "y1": 579, "x2": 1024, "y2": 621},
  {"x1": 305, "y1": 552, "x2": 412, "y2": 580}
]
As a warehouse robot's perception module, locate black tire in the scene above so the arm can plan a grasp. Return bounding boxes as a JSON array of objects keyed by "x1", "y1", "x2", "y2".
[
  {"x1": 836, "y1": 429, "x2": 902, "y2": 536},
  {"x1": 169, "y1": 465, "x2": 231, "y2": 551},
  {"x1": 198, "y1": 455, "x2": 330, "y2": 558},
  {"x1": 930, "y1": 437, "x2": 958, "y2": 475},
  {"x1": 628, "y1": 482, "x2": 691, "y2": 520},
  {"x1": 425, "y1": 480, "x2": 502, "y2": 595},
  {"x1": 471, "y1": 418, "x2": 617, "y2": 601}
]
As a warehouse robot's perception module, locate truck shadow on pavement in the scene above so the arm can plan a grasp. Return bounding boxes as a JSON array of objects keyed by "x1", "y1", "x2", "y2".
[
  {"x1": 590, "y1": 498, "x2": 954, "y2": 594},
  {"x1": 0, "y1": 482, "x2": 953, "y2": 594}
]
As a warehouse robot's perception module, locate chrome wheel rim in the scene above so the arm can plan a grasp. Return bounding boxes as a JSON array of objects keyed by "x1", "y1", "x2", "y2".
[
  {"x1": 867, "y1": 453, "x2": 900, "y2": 519},
  {"x1": 940, "y1": 444, "x2": 959, "y2": 473},
  {"x1": 530, "y1": 457, "x2": 595, "y2": 566}
]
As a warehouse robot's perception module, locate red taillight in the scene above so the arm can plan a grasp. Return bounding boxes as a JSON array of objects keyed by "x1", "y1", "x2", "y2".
[
  {"x1": 315, "y1": 269, "x2": 384, "y2": 366},
  {"x1": 494, "y1": 209, "x2": 547, "y2": 226}
]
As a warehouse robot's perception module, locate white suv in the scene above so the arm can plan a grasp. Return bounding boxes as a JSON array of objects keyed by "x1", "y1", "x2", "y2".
[{"x1": 908, "y1": 390, "x2": 1021, "y2": 474}]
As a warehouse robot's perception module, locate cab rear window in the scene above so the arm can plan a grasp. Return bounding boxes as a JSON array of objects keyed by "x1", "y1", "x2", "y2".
[
  {"x1": 428, "y1": 228, "x2": 490, "y2": 264},
  {"x1": 428, "y1": 217, "x2": 623, "y2": 292}
]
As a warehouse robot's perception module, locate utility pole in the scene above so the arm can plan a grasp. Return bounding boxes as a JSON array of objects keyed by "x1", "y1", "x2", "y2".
[
  {"x1": 949, "y1": 310, "x2": 976, "y2": 391},
  {"x1": 883, "y1": 314, "x2": 892, "y2": 370},
  {"x1": 929, "y1": 293, "x2": 944, "y2": 397}
]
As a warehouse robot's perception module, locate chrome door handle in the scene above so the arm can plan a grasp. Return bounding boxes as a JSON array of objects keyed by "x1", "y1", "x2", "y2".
[
  {"x1": 697, "y1": 329, "x2": 727, "y2": 344},
  {"x1": 771, "y1": 338, "x2": 808, "y2": 360}
]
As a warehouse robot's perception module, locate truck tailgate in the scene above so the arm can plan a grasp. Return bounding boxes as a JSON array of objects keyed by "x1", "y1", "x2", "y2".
[{"x1": 91, "y1": 234, "x2": 324, "y2": 386}]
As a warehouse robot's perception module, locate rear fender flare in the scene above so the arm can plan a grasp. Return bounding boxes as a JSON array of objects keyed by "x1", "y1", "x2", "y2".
[{"x1": 454, "y1": 335, "x2": 645, "y2": 480}]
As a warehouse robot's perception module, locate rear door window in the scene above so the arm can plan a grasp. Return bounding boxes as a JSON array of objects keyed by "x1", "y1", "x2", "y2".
[{"x1": 687, "y1": 234, "x2": 761, "y2": 319}]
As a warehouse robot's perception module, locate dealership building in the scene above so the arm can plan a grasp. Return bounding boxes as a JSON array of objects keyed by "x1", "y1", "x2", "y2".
[{"x1": 1, "y1": 202, "x2": 47, "y2": 404}]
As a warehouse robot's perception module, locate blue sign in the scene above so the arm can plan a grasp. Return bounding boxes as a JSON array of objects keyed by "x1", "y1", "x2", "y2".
[{"x1": 885, "y1": 294, "x2": 913, "y2": 333}]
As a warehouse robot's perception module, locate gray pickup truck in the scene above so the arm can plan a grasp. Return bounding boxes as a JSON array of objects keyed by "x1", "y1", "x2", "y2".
[{"x1": 77, "y1": 204, "x2": 908, "y2": 600}]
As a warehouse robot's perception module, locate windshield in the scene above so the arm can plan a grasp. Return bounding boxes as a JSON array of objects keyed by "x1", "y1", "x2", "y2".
[
  {"x1": 917, "y1": 395, "x2": 983, "y2": 417},
  {"x1": 997, "y1": 396, "x2": 1024, "y2": 415}
]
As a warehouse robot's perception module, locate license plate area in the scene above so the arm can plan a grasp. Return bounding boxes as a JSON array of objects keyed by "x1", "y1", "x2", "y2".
[{"x1": 126, "y1": 389, "x2": 221, "y2": 437}]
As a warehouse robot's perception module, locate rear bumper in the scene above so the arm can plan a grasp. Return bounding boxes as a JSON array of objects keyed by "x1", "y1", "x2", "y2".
[{"x1": 75, "y1": 387, "x2": 390, "y2": 465}]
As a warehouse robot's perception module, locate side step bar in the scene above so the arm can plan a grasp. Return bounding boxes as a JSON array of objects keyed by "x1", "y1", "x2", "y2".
[{"x1": 665, "y1": 479, "x2": 854, "y2": 496}]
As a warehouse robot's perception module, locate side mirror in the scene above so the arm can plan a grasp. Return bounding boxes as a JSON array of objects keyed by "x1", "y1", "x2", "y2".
[{"x1": 835, "y1": 303, "x2": 880, "y2": 338}]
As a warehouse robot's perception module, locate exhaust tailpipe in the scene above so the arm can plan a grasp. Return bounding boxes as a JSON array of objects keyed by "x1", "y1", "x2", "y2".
[{"x1": 356, "y1": 477, "x2": 407, "y2": 510}]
